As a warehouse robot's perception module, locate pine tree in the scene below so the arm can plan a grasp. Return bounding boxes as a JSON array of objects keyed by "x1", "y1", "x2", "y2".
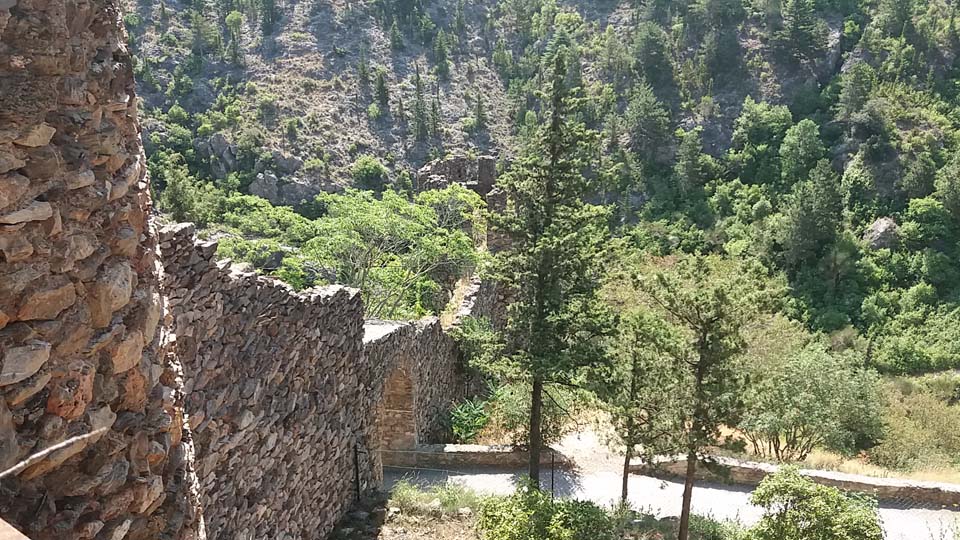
[
  {"x1": 225, "y1": 10, "x2": 244, "y2": 64},
  {"x1": 434, "y1": 30, "x2": 450, "y2": 79},
  {"x1": 635, "y1": 257, "x2": 766, "y2": 540},
  {"x1": 390, "y1": 21, "x2": 404, "y2": 50},
  {"x1": 412, "y1": 65, "x2": 428, "y2": 140},
  {"x1": 454, "y1": 0, "x2": 466, "y2": 37},
  {"x1": 259, "y1": 0, "x2": 278, "y2": 36},
  {"x1": 430, "y1": 92, "x2": 441, "y2": 137},
  {"x1": 374, "y1": 69, "x2": 390, "y2": 109},
  {"x1": 778, "y1": 0, "x2": 819, "y2": 62},
  {"x1": 357, "y1": 48, "x2": 370, "y2": 89},
  {"x1": 490, "y1": 52, "x2": 613, "y2": 488},
  {"x1": 474, "y1": 89, "x2": 486, "y2": 131}
]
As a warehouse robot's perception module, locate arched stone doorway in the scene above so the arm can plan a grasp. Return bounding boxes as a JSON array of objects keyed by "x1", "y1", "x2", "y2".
[{"x1": 379, "y1": 366, "x2": 417, "y2": 450}]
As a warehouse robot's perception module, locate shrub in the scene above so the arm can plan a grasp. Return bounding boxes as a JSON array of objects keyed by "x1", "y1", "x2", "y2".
[
  {"x1": 449, "y1": 398, "x2": 489, "y2": 443},
  {"x1": 750, "y1": 467, "x2": 883, "y2": 540},
  {"x1": 869, "y1": 384, "x2": 960, "y2": 470},
  {"x1": 350, "y1": 154, "x2": 389, "y2": 191},
  {"x1": 367, "y1": 102, "x2": 382, "y2": 120},
  {"x1": 477, "y1": 485, "x2": 616, "y2": 540}
]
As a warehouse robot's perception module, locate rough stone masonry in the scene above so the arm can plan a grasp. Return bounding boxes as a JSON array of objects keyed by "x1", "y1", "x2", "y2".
[
  {"x1": 0, "y1": 0, "x2": 472, "y2": 539},
  {"x1": 0, "y1": 0, "x2": 203, "y2": 537}
]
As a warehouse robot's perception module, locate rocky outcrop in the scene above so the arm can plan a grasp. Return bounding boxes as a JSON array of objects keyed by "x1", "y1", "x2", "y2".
[
  {"x1": 249, "y1": 171, "x2": 325, "y2": 207},
  {"x1": 864, "y1": 217, "x2": 900, "y2": 250},
  {"x1": 0, "y1": 0, "x2": 202, "y2": 538}
]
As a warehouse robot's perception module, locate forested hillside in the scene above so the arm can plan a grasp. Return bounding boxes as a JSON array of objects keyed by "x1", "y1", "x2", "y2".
[{"x1": 135, "y1": 0, "x2": 960, "y2": 503}]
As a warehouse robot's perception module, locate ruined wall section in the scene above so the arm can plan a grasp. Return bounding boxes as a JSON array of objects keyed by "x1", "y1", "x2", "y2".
[
  {"x1": 159, "y1": 223, "x2": 373, "y2": 540},
  {"x1": 0, "y1": 1, "x2": 202, "y2": 538},
  {"x1": 363, "y1": 318, "x2": 466, "y2": 456}
]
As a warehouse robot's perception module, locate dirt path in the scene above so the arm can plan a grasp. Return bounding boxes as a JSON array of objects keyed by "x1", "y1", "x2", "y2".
[{"x1": 386, "y1": 430, "x2": 960, "y2": 540}]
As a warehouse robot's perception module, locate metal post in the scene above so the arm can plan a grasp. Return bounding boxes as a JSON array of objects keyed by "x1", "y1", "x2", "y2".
[{"x1": 354, "y1": 442, "x2": 361, "y2": 502}]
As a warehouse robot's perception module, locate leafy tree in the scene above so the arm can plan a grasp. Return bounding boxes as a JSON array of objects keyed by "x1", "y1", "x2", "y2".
[
  {"x1": 779, "y1": 119, "x2": 824, "y2": 188},
  {"x1": 413, "y1": 65, "x2": 429, "y2": 140},
  {"x1": 776, "y1": 160, "x2": 843, "y2": 270},
  {"x1": 390, "y1": 21, "x2": 404, "y2": 49},
  {"x1": 634, "y1": 256, "x2": 768, "y2": 540},
  {"x1": 434, "y1": 30, "x2": 450, "y2": 78},
  {"x1": 729, "y1": 97, "x2": 793, "y2": 186},
  {"x1": 591, "y1": 309, "x2": 682, "y2": 502},
  {"x1": 674, "y1": 128, "x2": 716, "y2": 198},
  {"x1": 258, "y1": 0, "x2": 279, "y2": 35},
  {"x1": 225, "y1": 10, "x2": 244, "y2": 63},
  {"x1": 837, "y1": 62, "x2": 876, "y2": 121},
  {"x1": 302, "y1": 188, "x2": 481, "y2": 318},
  {"x1": 740, "y1": 344, "x2": 883, "y2": 461},
  {"x1": 934, "y1": 152, "x2": 960, "y2": 218},
  {"x1": 750, "y1": 467, "x2": 884, "y2": 540},
  {"x1": 351, "y1": 154, "x2": 389, "y2": 191},
  {"x1": 454, "y1": 0, "x2": 466, "y2": 37},
  {"x1": 491, "y1": 53, "x2": 613, "y2": 487}
]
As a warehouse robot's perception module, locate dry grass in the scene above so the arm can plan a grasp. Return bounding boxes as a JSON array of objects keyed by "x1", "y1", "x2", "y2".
[{"x1": 802, "y1": 449, "x2": 960, "y2": 485}]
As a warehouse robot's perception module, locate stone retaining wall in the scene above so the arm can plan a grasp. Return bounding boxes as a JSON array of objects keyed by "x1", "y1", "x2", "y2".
[
  {"x1": 632, "y1": 456, "x2": 960, "y2": 507},
  {"x1": 383, "y1": 444, "x2": 570, "y2": 469}
]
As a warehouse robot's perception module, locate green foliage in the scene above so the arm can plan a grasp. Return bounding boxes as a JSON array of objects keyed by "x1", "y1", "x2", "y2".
[
  {"x1": 490, "y1": 52, "x2": 613, "y2": 483},
  {"x1": 477, "y1": 486, "x2": 616, "y2": 540},
  {"x1": 870, "y1": 383, "x2": 960, "y2": 470},
  {"x1": 302, "y1": 188, "x2": 481, "y2": 318},
  {"x1": 728, "y1": 98, "x2": 793, "y2": 186},
  {"x1": 750, "y1": 467, "x2": 884, "y2": 540},
  {"x1": 448, "y1": 398, "x2": 489, "y2": 443},
  {"x1": 350, "y1": 154, "x2": 389, "y2": 191},
  {"x1": 389, "y1": 480, "x2": 482, "y2": 519},
  {"x1": 740, "y1": 344, "x2": 884, "y2": 461}
]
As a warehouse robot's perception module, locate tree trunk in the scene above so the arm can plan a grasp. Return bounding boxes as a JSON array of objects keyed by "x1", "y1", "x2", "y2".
[
  {"x1": 528, "y1": 376, "x2": 544, "y2": 487},
  {"x1": 621, "y1": 444, "x2": 632, "y2": 503},
  {"x1": 677, "y1": 449, "x2": 697, "y2": 540}
]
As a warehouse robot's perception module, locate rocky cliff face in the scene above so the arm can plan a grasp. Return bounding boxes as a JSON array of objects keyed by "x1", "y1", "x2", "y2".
[{"x1": 0, "y1": 1, "x2": 201, "y2": 538}]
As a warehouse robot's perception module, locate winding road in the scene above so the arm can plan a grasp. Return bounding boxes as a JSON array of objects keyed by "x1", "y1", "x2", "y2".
[{"x1": 385, "y1": 431, "x2": 960, "y2": 540}]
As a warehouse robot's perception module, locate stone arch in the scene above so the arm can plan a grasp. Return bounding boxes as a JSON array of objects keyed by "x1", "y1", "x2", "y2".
[{"x1": 379, "y1": 365, "x2": 417, "y2": 450}]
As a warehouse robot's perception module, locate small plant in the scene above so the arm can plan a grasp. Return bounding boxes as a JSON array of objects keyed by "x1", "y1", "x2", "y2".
[
  {"x1": 449, "y1": 398, "x2": 489, "y2": 443},
  {"x1": 389, "y1": 480, "x2": 480, "y2": 519},
  {"x1": 367, "y1": 103, "x2": 382, "y2": 121}
]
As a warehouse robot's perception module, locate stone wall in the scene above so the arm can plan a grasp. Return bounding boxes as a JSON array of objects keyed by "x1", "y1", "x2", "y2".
[
  {"x1": 158, "y1": 223, "x2": 474, "y2": 540},
  {"x1": 632, "y1": 456, "x2": 960, "y2": 507},
  {"x1": 0, "y1": 1, "x2": 202, "y2": 538},
  {"x1": 160, "y1": 223, "x2": 372, "y2": 540}
]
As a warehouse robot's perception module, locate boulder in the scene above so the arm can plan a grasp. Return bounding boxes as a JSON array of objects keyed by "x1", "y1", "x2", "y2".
[
  {"x1": 864, "y1": 217, "x2": 899, "y2": 250},
  {"x1": 250, "y1": 172, "x2": 280, "y2": 203},
  {"x1": 272, "y1": 151, "x2": 303, "y2": 174}
]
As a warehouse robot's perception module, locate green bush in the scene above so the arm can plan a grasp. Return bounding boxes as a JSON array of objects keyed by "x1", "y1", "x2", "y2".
[
  {"x1": 750, "y1": 467, "x2": 883, "y2": 540},
  {"x1": 350, "y1": 154, "x2": 389, "y2": 191},
  {"x1": 477, "y1": 485, "x2": 616, "y2": 540},
  {"x1": 869, "y1": 384, "x2": 960, "y2": 470},
  {"x1": 449, "y1": 398, "x2": 489, "y2": 443}
]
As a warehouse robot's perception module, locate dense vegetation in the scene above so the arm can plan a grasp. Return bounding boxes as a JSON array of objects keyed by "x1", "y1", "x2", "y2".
[{"x1": 135, "y1": 0, "x2": 960, "y2": 534}]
